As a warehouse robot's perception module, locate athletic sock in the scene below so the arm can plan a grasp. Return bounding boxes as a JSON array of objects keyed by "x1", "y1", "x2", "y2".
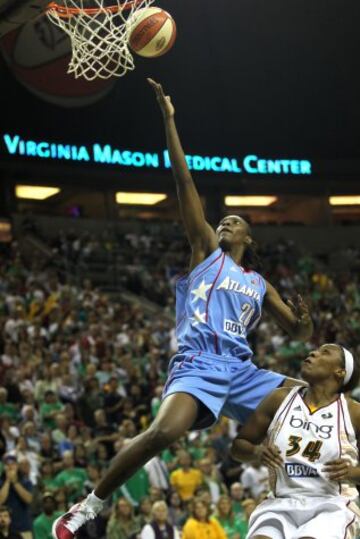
[{"x1": 85, "y1": 491, "x2": 105, "y2": 513}]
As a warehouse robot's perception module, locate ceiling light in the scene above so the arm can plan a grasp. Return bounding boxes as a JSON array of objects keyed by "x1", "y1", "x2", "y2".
[
  {"x1": 225, "y1": 196, "x2": 277, "y2": 207},
  {"x1": 116, "y1": 192, "x2": 167, "y2": 205},
  {"x1": 16, "y1": 185, "x2": 60, "y2": 200},
  {"x1": 329, "y1": 196, "x2": 360, "y2": 206}
]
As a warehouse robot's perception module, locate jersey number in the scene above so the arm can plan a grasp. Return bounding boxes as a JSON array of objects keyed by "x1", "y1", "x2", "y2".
[
  {"x1": 239, "y1": 303, "x2": 255, "y2": 327},
  {"x1": 286, "y1": 436, "x2": 323, "y2": 463},
  {"x1": 238, "y1": 303, "x2": 258, "y2": 336}
]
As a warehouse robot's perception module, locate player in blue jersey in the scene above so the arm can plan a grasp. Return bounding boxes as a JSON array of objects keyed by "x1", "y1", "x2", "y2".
[{"x1": 52, "y1": 81, "x2": 313, "y2": 539}]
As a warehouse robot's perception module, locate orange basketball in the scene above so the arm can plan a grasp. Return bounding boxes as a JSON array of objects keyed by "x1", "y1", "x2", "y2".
[{"x1": 128, "y1": 7, "x2": 177, "y2": 58}]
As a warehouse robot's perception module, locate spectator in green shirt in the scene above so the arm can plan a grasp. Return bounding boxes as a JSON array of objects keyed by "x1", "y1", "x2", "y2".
[
  {"x1": 229, "y1": 483, "x2": 245, "y2": 516},
  {"x1": 33, "y1": 493, "x2": 62, "y2": 539},
  {"x1": 113, "y1": 466, "x2": 150, "y2": 507},
  {"x1": 212, "y1": 495, "x2": 248, "y2": 539},
  {"x1": 37, "y1": 462, "x2": 58, "y2": 493},
  {"x1": 39, "y1": 391, "x2": 63, "y2": 430},
  {"x1": 54, "y1": 452, "x2": 88, "y2": 503},
  {"x1": 161, "y1": 441, "x2": 183, "y2": 474}
]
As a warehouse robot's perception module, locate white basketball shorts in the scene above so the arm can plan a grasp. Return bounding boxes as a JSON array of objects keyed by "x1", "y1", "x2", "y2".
[{"x1": 246, "y1": 496, "x2": 360, "y2": 539}]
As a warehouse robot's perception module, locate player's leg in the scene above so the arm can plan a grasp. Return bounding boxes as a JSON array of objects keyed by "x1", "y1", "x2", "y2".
[
  {"x1": 251, "y1": 536, "x2": 272, "y2": 539},
  {"x1": 95, "y1": 392, "x2": 198, "y2": 498},
  {"x1": 52, "y1": 392, "x2": 199, "y2": 539}
]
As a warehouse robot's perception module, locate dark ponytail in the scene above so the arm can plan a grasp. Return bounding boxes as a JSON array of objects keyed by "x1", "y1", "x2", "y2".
[{"x1": 242, "y1": 238, "x2": 262, "y2": 272}]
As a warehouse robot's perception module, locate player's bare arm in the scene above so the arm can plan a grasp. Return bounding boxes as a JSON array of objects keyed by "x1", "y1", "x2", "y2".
[
  {"x1": 230, "y1": 387, "x2": 291, "y2": 468},
  {"x1": 264, "y1": 281, "x2": 313, "y2": 341},
  {"x1": 323, "y1": 398, "x2": 360, "y2": 483},
  {"x1": 148, "y1": 78, "x2": 217, "y2": 269}
]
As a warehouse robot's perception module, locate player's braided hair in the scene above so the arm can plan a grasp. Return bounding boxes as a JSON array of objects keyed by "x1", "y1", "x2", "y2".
[{"x1": 242, "y1": 224, "x2": 262, "y2": 271}]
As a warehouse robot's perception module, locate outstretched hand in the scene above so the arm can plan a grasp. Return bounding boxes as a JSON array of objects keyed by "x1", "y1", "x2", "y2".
[
  {"x1": 287, "y1": 294, "x2": 311, "y2": 326},
  {"x1": 147, "y1": 78, "x2": 175, "y2": 119}
]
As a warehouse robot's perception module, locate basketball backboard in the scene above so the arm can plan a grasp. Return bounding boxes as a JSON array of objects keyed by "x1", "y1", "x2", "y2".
[{"x1": 0, "y1": 0, "x2": 48, "y2": 38}]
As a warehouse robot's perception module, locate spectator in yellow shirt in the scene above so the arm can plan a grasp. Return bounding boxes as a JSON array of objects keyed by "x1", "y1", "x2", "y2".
[
  {"x1": 182, "y1": 499, "x2": 227, "y2": 539},
  {"x1": 170, "y1": 450, "x2": 203, "y2": 502}
]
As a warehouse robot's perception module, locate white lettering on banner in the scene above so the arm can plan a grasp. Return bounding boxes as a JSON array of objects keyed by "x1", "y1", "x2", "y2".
[
  {"x1": 93, "y1": 144, "x2": 159, "y2": 168},
  {"x1": 243, "y1": 155, "x2": 311, "y2": 175},
  {"x1": 2, "y1": 134, "x2": 312, "y2": 176},
  {"x1": 3, "y1": 134, "x2": 90, "y2": 162},
  {"x1": 163, "y1": 151, "x2": 242, "y2": 173}
]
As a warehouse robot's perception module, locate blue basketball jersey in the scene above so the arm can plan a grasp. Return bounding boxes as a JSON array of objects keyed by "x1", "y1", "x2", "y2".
[{"x1": 175, "y1": 248, "x2": 267, "y2": 360}]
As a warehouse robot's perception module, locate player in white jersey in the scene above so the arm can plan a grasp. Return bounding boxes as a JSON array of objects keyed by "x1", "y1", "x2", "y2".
[{"x1": 231, "y1": 343, "x2": 360, "y2": 539}]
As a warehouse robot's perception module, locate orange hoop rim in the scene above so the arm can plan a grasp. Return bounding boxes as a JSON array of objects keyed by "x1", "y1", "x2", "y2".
[{"x1": 46, "y1": 0, "x2": 143, "y2": 17}]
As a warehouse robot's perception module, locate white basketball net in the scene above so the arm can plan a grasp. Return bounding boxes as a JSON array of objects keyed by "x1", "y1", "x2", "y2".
[{"x1": 46, "y1": 0, "x2": 155, "y2": 81}]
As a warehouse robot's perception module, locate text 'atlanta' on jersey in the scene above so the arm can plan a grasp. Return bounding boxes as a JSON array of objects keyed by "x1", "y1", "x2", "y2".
[
  {"x1": 176, "y1": 247, "x2": 266, "y2": 358},
  {"x1": 163, "y1": 248, "x2": 285, "y2": 429}
]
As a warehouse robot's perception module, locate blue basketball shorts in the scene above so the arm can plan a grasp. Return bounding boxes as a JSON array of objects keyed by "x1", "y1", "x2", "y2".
[{"x1": 162, "y1": 351, "x2": 285, "y2": 429}]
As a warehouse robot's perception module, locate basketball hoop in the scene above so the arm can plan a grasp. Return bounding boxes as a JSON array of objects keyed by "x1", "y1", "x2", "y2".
[{"x1": 46, "y1": 0, "x2": 155, "y2": 80}]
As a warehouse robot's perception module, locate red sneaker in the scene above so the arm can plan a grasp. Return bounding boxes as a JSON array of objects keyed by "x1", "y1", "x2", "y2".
[{"x1": 52, "y1": 502, "x2": 97, "y2": 539}]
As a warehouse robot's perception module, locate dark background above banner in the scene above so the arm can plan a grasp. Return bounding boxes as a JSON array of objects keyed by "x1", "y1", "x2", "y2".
[{"x1": 1, "y1": 0, "x2": 360, "y2": 162}]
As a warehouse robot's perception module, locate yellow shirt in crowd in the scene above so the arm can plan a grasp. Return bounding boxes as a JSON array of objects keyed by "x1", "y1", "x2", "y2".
[
  {"x1": 182, "y1": 517, "x2": 227, "y2": 539},
  {"x1": 169, "y1": 468, "x2": 203, "y2": 501}
]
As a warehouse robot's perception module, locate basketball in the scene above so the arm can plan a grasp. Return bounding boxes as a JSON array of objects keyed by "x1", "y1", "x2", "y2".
[
  {"x1": 0, "y1": 14, "x2": 115, "y2": 107},
  {"x1": 128, "y1": 7, "x2": 177, "y2": 58}
]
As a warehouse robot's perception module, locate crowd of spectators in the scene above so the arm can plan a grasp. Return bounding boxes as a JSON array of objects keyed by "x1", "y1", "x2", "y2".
[{"x1": 0, "y1": 222, "x2": 359, "y2": 538}]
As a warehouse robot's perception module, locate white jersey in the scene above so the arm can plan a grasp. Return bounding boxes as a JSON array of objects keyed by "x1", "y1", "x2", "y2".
[{"x1": 267, "y1": 386, "x2": 359, "y2": 500}]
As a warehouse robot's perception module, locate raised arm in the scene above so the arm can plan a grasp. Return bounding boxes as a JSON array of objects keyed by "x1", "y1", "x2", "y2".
[
  {"x1": 12, "y1": 480, "x2": 32, "y2": 504},
  {"x1": 148, "y1": 79, "x2": 217, "y2": 269},
  {"x1": 264, "y1": 282, "x2": 313, "y2": 341},
  {"x1": 230, "y1": 388, "x2": 289, "y2": 467},
  {"x1": 0, "y1": 479, "x2": 10, "y2": 504}
]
